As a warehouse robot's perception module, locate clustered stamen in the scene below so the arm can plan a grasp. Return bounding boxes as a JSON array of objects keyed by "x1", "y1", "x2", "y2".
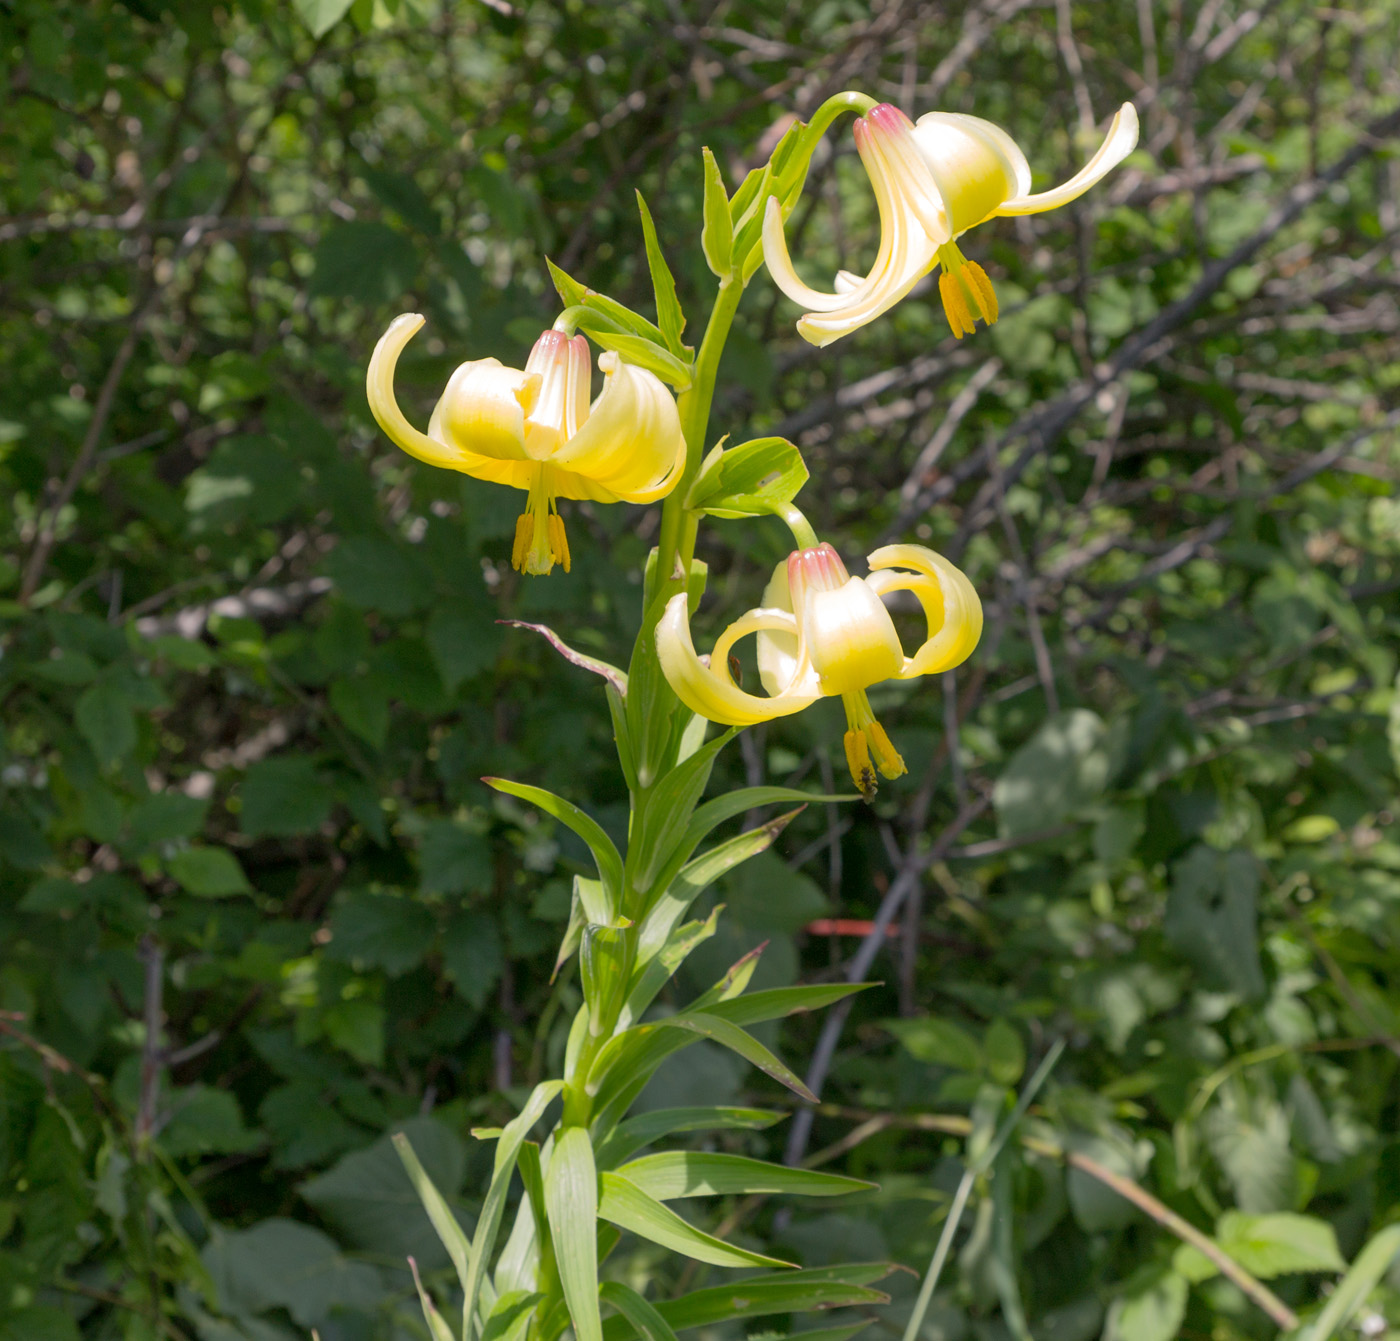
[
  {"x1": 936, "y1": 240, "x2": 999, "y2": 339},
  {"x1": 841, "y1": 687, "x2": 907, "y2": 800},
  {"x1": 512, "y1": 470, "x2": 570, "y2": 575}
]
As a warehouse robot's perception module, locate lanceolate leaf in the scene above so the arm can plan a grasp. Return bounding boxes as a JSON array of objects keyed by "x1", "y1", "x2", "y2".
[
  {"x1": 599, "y1": 1268, "x2": 891, "y2": 1341},
  {"x1": 621, "y1": 906, "x2": 722, "y2": 1029},
  {"x1": 614, "y1": 1152, "x2": 873, "y2": 1201},
  {"x1": 593, "y1": 1107, "x2": 784, "y2": 1170},
  {"x1": 597, "y1": 1172, "x2": 792, "y2": 1268},
  {"x1": 544, "y1": 1127, "x2": 603, "y2": 1341},
  {"x1": 553, "y1": 882, "x2": 589, "y2": 979},
  {"x1": 546, "y1": 258, "x2": 666, "y2": 347},
  {"x1": 704, "y1": 983, "x2": 873, "y2": 1027},
  {"x1": 660, "y1": 1012, "x2": 817, "y2": 1102},
  {"x1": 483, "y1": 1292, "x2": 543, "y2": 1341},
  {"x1": 593, "y1": 989, "x2": 850, "y2": 1128},
  {"x1": 684, "y1": 437, "x2": 809, "y2": 520},
  {"x1": 409, "y1": 1257, "x2": 458, "y2": 1341},
  {"x1": 460, "y1": 1081, "x2": 563, "y2": 1341},
  {"x1": 700, "y1": 147, "x2": 734, "y2": 279},
  {"x1": 546, "y1": 257, "x2": 589, "y2": 308},
  {"x1": 628, "y1": 728, "x2": 738, "y2": 896},
  {"x1": 583, "y1": 329, "x2": 693, "y2": 391},
  {"x1": 635, "y1": 192, "x2": 686, "y2": 357},
  {"x1": 686, "y1": 787, "x2": 854, "y2": 853},
  {"x1": 729, "y1": 163, "x2": 774, "y2": 271},
  {"x1": 393, "y1": 1133, "x2": 471, "y2": 1290},
  {"x1": 484, "y1": 779, "x2": 622, "y2": 920},
  {"x1": 599, "y1": 1282, "x2": 681, "y2": 1341},
  {"x1": 639, "y1": 810, "x2": 802, "y2": 959}
]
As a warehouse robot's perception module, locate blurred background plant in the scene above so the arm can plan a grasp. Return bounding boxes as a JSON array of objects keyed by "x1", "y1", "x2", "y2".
[{"x1": 2, "y1": 1, "x2": 1400, "y2": 1338}]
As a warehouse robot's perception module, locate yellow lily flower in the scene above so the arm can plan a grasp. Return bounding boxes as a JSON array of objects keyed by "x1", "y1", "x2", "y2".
[
  {"x1": 657, "y1": 542, "x2": 982, "y2": 798},
  {"x1": 367, "y1": 314, "x2": 687, "y2": 575},
  {"x1": 763, "y1": 101, "x2": 1138, "y2": 345}
]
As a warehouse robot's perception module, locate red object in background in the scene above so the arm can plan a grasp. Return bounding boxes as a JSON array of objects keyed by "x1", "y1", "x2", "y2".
[{"x1": 804, "y1": 918, "x2": 901, "y2": 937}]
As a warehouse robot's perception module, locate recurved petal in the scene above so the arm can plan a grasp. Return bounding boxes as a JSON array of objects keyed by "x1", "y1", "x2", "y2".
[
  {"x1": 762, "y1": 196, "x2": 858, "y2": 314},
  {"x1": 761, "y1": 111, "x2": 946, "y2": 347},
  {"x1": 549, "y1": 353, "x2": 686, "y2": 500},
  {"x1": 994, "y1": 102, "x2": 1138, "y2": 217},
  {"x1": 866, "y1": 543, "x2": 983, "y2": 677},
  {"x1": 367, "y1": 314, "x2": 477, "y2": 471},
  {"x1": 657, "y1": 593, "x2": 819, "y2": 728},
  {"x1": 789, "y1": 122, "x2": 944, "y2": 347},
  {"x1": 757, "y1": 559, "x2": 801, "y2": 697}
]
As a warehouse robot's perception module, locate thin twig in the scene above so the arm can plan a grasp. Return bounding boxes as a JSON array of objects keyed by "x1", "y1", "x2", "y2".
[
  {"x1": 783, "y1": 793, "x2": 990, "y2": 1166},
  {"x1": 812, "y1": 1103, "x2": 1300, "y2": 1331}
]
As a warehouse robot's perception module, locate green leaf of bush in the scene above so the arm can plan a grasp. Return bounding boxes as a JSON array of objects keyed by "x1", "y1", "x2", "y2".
[
  {"x1": 239, "y1": 757, "x2": 333, "y2": 838},
  {"x1": 167, "y1": 846, "x2": 251, "y2": 897}
]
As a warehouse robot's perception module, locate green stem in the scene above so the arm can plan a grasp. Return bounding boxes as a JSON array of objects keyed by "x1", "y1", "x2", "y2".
[
  {"x1": 778, "y1": 91, "x2": 879, "y2": 190},
  {"x1": 563, "y1": 919, "x2": 639, "y2": 1128},
  {"x1": 656, "y1": 275, "x2": 744, "y2": 589},
  {"x1": 772, "y1": 502, "x2": 819, "y2": 550}
]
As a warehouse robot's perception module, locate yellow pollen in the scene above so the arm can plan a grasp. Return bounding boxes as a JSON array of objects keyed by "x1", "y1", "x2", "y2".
[
  {"x1": 511, "y1": 469, "x2": 562, "y2": 576},
  {"x1": 866, "y1": 719, "x2": 907, "y2": 780},
  {"x1": 511, "y1": 513, "x2": 532, "y2": 572},
  {"x1": 844, "y1": 729, "x2": 878, "y2": 803},
  {"x1": 548, "y1": 512, "x2": 571, "y2": 573},
  {"x1": 936, "y1": 242, "x2": 998, "y2": 339}
]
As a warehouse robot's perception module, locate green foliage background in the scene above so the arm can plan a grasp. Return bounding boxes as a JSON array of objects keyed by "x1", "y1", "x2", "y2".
[{"x1": 3, "y1": 1, "x2": 1400, "y2": 1338}]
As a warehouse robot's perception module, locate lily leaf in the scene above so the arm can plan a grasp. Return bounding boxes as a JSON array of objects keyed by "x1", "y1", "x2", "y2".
[
  {"x1": 483, "y1": 778, "x2": 622, "y2": 920},
  {"x1": 546, "y1": 257, "x2": 589, "y2": 308},
  {"x1": 700, "y1": 148, "x2": 733, "y2": 279},
  {"x1": 457, "y1": 1081, "x2": 562, "y2": 1341},
  {"x1": 594, "y1": 1106, "x2": 785, "y2": 1170},
  {"x1": 544, "y1": 1128, "x2": 603, "y2": 1341},
  {"x1": 636, "y1": 192, "x2": 687, "y2": 357},
  {"x1": 598, "y1": 1171, "x2": 791, "y2": 1268},
  {"x1": 582, "y1": 328, "x2": 694, "y2": 391},
  {"x1": 685, "y1": 437, "x2": 809, "y2": 520},
  {"x1": 600, "y1": 1268, "x2": 891, "y2": 1341},
  {"x1": 629, "y1": 727, "x2": 738, "y2": 897},
  {"x1": 482, "y1": 1292, "x2": 543, "y2": 1341},
  {"x1": 684, "y1": 786, "x2": 854, "y2": 860},
  {"x1": 409, "y1": 1257, "x2": 459, "y2": 1341},
  {"x1": 547, "y1": 260, "x2": 667, "y2": 347},
  {"x1": 704, "y1": 982, "x2": 873, "y2": 1028},
  {"x1": 659, "y1": 1011, "x2": 816, "y2": 1102},
  {"x1": 599, "y1": 1282, "x2": 680, "y2": 1341},
  {"x1": 393, "y1": 1133, "x2": 471, "y2": 1291},
  {"x1": 640, "y1": 809, "x2": 804, "y2": 961},
  {"x1": 621, "y1": 905, "x2": 723, "y2": 1029},
  {"x1": 615, "y1": 1152, "x2": 872, "y2": 1201}
]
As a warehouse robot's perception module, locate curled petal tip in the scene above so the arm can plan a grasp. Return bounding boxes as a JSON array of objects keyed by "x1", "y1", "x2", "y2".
[{"x1": 994, "y1": 101, "x2": 1140, "y2": 217}]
